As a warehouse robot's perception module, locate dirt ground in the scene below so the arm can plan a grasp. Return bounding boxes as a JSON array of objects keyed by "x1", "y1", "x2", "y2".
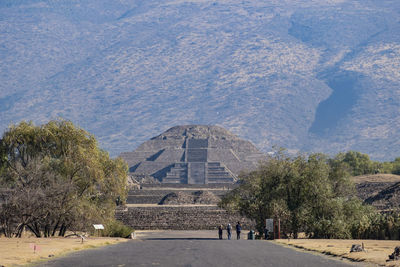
[
  {"x1": 276, "y1": 239, "x2": 400, "y2": 266},
  {"x1": 0, "y1": 236, "x2": 129, "y2": 266},
  {"x1": 352, "y1": 174, "x2": 400, "y2": 184}
]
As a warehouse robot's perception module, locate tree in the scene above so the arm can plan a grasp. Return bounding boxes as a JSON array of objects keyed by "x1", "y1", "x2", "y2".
[
  {"x1": 334, "y1": 151, "x2": 376, "y2": 176},
  {"x1": 391, "y1": 158, "x2": 400, "y2": 175},
  {"x1": 221, "y1": 149, "x2": 373, "y2": 238},
  {"x1": 0, "y1": 142, "x2": 6, "y2": 176},
  {"x1": 0, "y1": 120, "x2": 128, "y2": 237}
]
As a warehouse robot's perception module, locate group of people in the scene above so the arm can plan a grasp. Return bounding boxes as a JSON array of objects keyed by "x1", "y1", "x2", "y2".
[{"x1": 218, "y1": 222, "x2": 242, "y2": 240}]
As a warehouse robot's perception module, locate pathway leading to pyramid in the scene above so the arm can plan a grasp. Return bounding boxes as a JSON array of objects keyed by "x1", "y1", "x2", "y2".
[{"x1": 38, "y1": 231, "x2": 358, "y2": 267}]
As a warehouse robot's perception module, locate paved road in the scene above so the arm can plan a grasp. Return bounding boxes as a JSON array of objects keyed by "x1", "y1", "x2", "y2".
[{"x1": 38, "y1": 231, "x2": 360, "y2": 267}]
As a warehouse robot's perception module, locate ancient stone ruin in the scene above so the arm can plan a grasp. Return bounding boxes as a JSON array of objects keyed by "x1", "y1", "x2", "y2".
[
  {"x1": 117, "y1": 125, "x2": 262, "y2": 230},
  {"x1": 116, "y1": 184, "x2": 255, "y2": 230},
  {"x1": 159, "y1": 190, "x2": 221, "y2": 205},
  {"x1": 120, "y1": 125, "x2": 265, "y2": 184}
]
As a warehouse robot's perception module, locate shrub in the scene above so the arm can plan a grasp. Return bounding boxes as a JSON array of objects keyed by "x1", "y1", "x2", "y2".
[{"x1": 102, "y1": 220, "x2": 133, "y2": 238}]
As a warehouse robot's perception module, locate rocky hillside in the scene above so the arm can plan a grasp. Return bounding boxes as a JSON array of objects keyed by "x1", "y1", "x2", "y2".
[
  {"x1": 0, "y1": 0, "x2": 399, "y2": 160},
  {"x1": 354, "y1": 174, "x2": 400, "y2": 210}
]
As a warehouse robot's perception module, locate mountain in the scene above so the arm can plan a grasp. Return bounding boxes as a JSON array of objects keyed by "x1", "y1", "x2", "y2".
[{"x1": 0, "y1": 0, "x2": 399, "y2": 160}]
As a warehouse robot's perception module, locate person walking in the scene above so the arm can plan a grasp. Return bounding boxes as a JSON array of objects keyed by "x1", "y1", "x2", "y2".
[
  {"x1": 227, "y1": 223, "x2": 232, "y2": 240},
  {"x1": 236, "y1": 222, "x2": 242, "y2": 240},
  {"x1": 264, "y1": 228, "x2": 269, "y2": 240},
  {"x1": 218, "y1": 225, "x2": 223, "y2": 240}
]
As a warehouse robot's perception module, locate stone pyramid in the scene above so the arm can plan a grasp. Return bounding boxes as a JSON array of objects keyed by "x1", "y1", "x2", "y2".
[{"x1": 119, "y1": 125, "x2": 265, "y2": 184}]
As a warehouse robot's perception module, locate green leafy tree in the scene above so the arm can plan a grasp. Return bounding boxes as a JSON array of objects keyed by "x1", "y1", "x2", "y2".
[
  {"x1": 221, "y1": 149, "x2": 374, "y2": 239},
  {"x1": 391, "y1": 158, "x2": 400, "y2": 175},
  {"x1": 0, "y1": 120, "x2": 128, "y2": 237},
  {"x1": 334, "y1": 151, "x2": 376, "y2": 176},
  {"x1": 376, "y1": 157, "x2": 400, "y2": 175},
  {"x1": 0, "y1": 143, "x2": 6, "y2": 176}
]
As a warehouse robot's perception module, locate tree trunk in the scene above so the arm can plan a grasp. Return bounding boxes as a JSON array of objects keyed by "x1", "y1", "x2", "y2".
[
  {"x1": 59, "y1": 224, "x2": 67, "y2": 237},
  {"x1": 293, "y1": 230, "x2": 298, "y2": 239},
  {"x1": 27, "y1": 224, "x2": 41, "y2": 237},
  {"x1": 15, "y1": 224, "x2": 25, "y2": 238},
  {"x1": 51, "y1": 220, "x2": 60, "y2": 237},
  {"x1": 44, "y1": 224, "x2": 50, "y2": 237}
]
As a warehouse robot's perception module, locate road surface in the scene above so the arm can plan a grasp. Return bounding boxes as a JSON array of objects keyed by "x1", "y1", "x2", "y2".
[{"x1": 38, "y1": 231, "x2": 360, "y2": 267}]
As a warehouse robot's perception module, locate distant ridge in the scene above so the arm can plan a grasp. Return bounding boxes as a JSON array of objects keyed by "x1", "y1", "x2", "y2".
[{"x1": 0, "y1": 1, "x2": 399, "y2": 160}]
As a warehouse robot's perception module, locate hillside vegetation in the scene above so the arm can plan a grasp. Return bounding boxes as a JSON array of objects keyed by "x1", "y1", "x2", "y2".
[{"x1": 0, "y1": 0, "x2": 399, "y2": 160}]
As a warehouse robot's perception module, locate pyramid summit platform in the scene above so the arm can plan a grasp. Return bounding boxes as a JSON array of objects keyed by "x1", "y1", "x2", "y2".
[{"x1": 120, "y1": 125, "x2": 265, "y2": 184}]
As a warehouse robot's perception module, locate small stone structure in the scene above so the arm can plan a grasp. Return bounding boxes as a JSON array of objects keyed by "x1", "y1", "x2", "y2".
[
  {"x1": 126, "y1": 183, "x2": 235, "y2": 204},
  {"x1": 120, "y1": 125, "x2": 265, "y2": 184},
  {"x1": 117, "y1": 184, "x2": 255, "y2": 230},
  {"x1": 116, "y1": 205, "x2": 253, "y2": 230}
]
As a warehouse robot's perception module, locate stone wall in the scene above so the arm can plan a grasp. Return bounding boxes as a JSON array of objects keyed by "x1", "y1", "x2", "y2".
[
  {"x1": 117, "y1": 183, "x2": 254, "y2": 230},
  {"x1": 127, "y1": 185, "x2": 237, "y2": 204},
  {"x1": 188, "y1": 162, "x2": 206, "y2": 184},
  {"x1": 156, "y1": 149, "x2": 185, "y2": 162},
  {"x1": 127, "y1": 189, "x2": 232, "y2": 204},
  {"x1": 126, "y1": 195, "x2": 163, "y2": 204},
  {"x1": 116, "y1": 206, "x2": 255, "y2": 230},
  {"x1": 139, "y1": 183, "x2": 238, "y2": 189}
]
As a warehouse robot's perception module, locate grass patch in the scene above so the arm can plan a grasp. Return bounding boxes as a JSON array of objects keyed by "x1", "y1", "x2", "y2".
[
  {"x1": 275, "y1": 239, "x2": 400, "y2": 266},
  {"x1": 0, "y1": 236, "x2": 129, "y2": 266}
]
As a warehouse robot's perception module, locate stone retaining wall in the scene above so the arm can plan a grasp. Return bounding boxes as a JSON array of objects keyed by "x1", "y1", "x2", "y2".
[
  {"x1": 129, "y1": 189, "x2": 231, "y2": 196},
  {"x1": 126, "y1": 195, "x2": 163, "y2": 204},
  {"x1": 127, "y1": 189, "x2": 232, "y2": 204},
  {"x1": 116, "y1": 206, "x2": 255, "y2": 230},
  {"x1": 139, "y1": 183, "x2": 238, "y2": 189},
  {"x1": 119, "y1": 184, "x2": 254, "y2": 230}
]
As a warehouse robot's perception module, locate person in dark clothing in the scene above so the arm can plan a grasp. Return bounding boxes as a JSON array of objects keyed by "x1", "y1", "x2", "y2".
[
  {"x1": 264, "y1": 228, "x2": 269, "y2": 240},
  {"x1": 236, "y1": 222, "x2": 242, "y2": 240},
  {"x1": 227, "y1": 223, "x2": 232, "y2": 240},
  {"x1": 218, "y1": 225, "x2": 223, "y2": 240}
]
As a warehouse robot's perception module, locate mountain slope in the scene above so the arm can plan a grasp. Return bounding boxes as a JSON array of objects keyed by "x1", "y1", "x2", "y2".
[{"x1": 0, "y1": 0, "x2": 399, "y2": 160}]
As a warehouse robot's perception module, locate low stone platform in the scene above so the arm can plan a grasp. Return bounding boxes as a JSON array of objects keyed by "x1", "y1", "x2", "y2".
[
  {"x1": 127, "y1": 188, "x2": 235, "y2": 205},
  {"x1": 116, "y1": 205, "x2": 254, "y2": 230},
  {"x1": 116, "y1": 184, "x2": 254, "y2": 230},
  {"x1": 139, "y1": 183, "x2": 238, "y2": 189}
]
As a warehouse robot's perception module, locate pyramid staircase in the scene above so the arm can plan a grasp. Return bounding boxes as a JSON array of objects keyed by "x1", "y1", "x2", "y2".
[
  {"x1": 162, "y1": 163, "x2": 188, "y2": 183},
  {"x1": 206, "y1": 162, "x2": 234, "y2": 183}
]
